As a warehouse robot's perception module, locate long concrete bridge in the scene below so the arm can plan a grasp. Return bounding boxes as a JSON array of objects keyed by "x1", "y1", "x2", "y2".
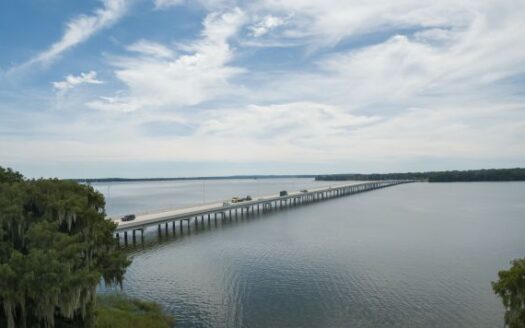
[{"x1": 112, "y1": 180, "x2": 413, "y2": 243}]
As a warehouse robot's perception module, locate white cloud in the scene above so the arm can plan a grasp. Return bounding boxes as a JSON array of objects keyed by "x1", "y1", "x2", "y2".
[
  {"x1": 255, "y1": 0, "x2": 479, "y2": 45},
  {"x1": 126, "y1": 40, "x2": 175, "y2": 59},
  {"x1": 249, "y1": 15, "x2": 288, "y2": 37},
  {"x1": 197, "y1": 102, "x2": 378, "y2": 141},
  {"x1": 87, "y1": 95, "x2": 145, "y2": 112},
  {"x1": 90, "y1": 8, "x2": 246, "y2": 111},
  {"x1": 22, "y1": 0, "x2": 127, "y2": 67},
  {"x1": 246, "y1": 0, "x2": 525, "y2": 110},
  {"x1": 53, "y1": 71, "x2": 104, "y2": 93},
  {"x1": 154, "y1": 0, "x2": 232, "y2": 10},
  {"x1": 154, "y1": 0, "x2": 184, "y2": 8},
  {"x1": 3, "y1": 0, "x2": 525, "y2": 176}
]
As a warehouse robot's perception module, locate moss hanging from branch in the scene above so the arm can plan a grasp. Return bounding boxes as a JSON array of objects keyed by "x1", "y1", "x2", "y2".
[{"x1": 0, "y1": 167, "x2": 130, "y2": 328}]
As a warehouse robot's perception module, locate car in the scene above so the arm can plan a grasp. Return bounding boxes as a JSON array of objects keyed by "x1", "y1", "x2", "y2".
[
  {"x1": 280, "y1": 190, "x2": 288, "y2": 196},
  {"x1": 300, "y1": 189, "x2": 308, "y2": 193},
  {"x1": 121, "y1": 214, "x2": 136, "y2": 222},
  {"x1": 245, "y1": 195, "x2": 252, "y2": 201}
]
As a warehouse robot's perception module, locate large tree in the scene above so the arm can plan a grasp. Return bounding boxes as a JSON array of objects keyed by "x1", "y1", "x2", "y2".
[
  {"x1": 493, "y1": 259, "x2": 525, "y2": 327},
  {"x1": 0, "y1": 167, "x2": 129, "y2": 328}
]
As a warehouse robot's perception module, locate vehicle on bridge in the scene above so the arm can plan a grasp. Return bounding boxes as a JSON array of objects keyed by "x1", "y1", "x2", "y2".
[
  {"x1": 300, "y1": 189, "x2": 308, "y2": 193},
  {"x1": 231, "y1": 195, "x2": 252, "y2": 203},
  {"x1": 121, "y1": 214, "x2": 136, "y2": 222},
  {"x1": 280, "y1": 190, "x2": 288, "y2": 196}
]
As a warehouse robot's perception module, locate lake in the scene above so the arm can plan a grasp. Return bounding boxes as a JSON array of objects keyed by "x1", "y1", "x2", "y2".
[{"x1": 95, "y1": 179, "x2": 525, "y2": 327}]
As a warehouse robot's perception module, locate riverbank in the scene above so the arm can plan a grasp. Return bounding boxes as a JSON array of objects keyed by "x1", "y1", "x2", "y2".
[{"x1": 96, "y1": 294, "x2": 174, "y2": 328}]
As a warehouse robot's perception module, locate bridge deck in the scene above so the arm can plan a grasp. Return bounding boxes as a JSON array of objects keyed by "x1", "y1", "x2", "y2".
[{"x1": 112, "y1": 180, "x2": 411, "y2": 234}]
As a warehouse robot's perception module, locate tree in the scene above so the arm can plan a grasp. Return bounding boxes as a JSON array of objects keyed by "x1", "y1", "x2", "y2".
[
  {"x1": 0, "y1": 167, "x2": 130, "y2": 328},
  {"x1": 492, "y1": 259, "x2": 525, "y2": 327}
]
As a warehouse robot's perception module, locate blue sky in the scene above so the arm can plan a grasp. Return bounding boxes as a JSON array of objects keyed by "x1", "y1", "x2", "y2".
[{"x1": 1, "y1": 0, "x2": 524, "y2": 178}]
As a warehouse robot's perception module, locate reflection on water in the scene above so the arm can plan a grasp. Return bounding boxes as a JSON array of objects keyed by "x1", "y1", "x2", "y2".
[{"x1": 100, "y1": 180, "x2": 525, "y2": 327}]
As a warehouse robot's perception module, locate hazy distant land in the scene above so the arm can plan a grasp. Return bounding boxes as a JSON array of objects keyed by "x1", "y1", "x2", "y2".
[
  {"x1": 75, "y1": 168, "x2": 525, "y2": 183},
  {"x1": 315, "y1": 168, "x2": 525, "y2": 182}
]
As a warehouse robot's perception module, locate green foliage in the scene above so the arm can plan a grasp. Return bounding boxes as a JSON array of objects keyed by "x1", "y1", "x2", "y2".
[
  {"x1": 0, "y1": 166, "x2": 130, "y2": 328},
  {"x1": 315, "y1": 168, "x2": 525, "y2": 182},
  {"x1": 492, "y1": 259, "x2": 525, "y2": 327},
  {"x1": 94, "y1": 294, "x2": 174, "y2": 328},
  {"x1": 0, "y1": 167, "x2": 23, "y2": 184}
]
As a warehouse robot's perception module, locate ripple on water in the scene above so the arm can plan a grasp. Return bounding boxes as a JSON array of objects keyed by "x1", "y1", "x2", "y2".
[{"x1": 101, "y1": 182, "x2": 525, "y2": 327}]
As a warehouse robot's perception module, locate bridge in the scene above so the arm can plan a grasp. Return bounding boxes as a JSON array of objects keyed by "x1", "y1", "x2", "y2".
[{"x1": 112, "y1": 180, "x2": 413, "y2": 243}]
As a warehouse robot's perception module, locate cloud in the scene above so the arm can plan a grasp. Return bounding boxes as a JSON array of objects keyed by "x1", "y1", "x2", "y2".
[
  {"x1": 126, "y1": 40, "x2": 175, "y2": 59},
  {"x1": 245, "y1": 0, "x2": 525, "y2": 110},
  {"x1": 244, "y1": 0, "x2": 483, "y2": 47},
  {"x1": 20, "y1": 0, "x2": 127, "y2": 68},
  {"x1": 197, "y1": 102, "x2": 378, "y2": 141},
  {"x1": 3, "y1": 0, "x2": 525, "y2": 176},
  {"x1": 154, "y1": 0, "x2": 232, "y2": 10},
  {"x1": 89, "y1": 8, "x2": 246, "y2": 111},
  {"x1": 86, "y1": 95, "x2": 145, "y2": 112},
  {"x1": 249, "y1": 15, "x2": 289, "y2": 37},
  {"x1": 154, "y1": 0, "x2": 184, "y2": 8},
  {"x1": 53, "y1": 71, "x2": 104, "y2": 94}
]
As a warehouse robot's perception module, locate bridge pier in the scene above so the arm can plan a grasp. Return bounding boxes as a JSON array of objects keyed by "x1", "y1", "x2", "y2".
[{"x1": 115, "y1": 181, "x2": 413, "y2": 241}]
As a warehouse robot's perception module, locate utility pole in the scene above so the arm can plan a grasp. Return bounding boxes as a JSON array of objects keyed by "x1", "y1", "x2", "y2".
[{"x1": 202, "y1": 180, "x2": 206, "y2": 203}]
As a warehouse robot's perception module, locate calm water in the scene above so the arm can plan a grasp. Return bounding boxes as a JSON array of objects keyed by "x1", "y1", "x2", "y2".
[
  {"x1": 93, "y1": 178, "x2": 339, "y2": 216},
  {"x1": 97, "y1": 180, "x2": 525, "y2": 327}
]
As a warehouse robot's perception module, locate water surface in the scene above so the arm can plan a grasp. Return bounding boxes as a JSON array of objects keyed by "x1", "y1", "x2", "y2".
[{"x1": 98, "y1": 180, "x2": 525, "y2": 327}]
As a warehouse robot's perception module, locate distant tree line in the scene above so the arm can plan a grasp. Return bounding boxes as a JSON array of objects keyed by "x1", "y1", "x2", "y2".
[
  {"x1": 315, "y1": 168, "x2": 525, "y2": 182},
  {"x1": 75, "y1": 175, "x2": 316, "y2": 183}
]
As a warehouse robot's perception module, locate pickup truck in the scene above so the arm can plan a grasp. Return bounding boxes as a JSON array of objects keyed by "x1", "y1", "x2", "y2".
[{"x1": 231, "y1": 195, "x2": 252, "y2": 203}]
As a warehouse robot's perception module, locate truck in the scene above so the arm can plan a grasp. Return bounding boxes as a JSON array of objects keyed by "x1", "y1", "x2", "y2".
[
  {"x1": 280, "y1": 190, "x2": 288, "y2": 196},
  {"x1": 231, "y1": 195, "x2": 253, "y2": 203}
]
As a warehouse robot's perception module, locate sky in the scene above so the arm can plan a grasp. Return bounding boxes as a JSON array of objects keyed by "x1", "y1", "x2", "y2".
[{"x1": 1, "y1": 0, "x2": 524, "y2": 178}]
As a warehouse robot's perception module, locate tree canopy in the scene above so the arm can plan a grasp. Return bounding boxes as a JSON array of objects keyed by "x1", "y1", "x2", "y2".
[
  {"x1": 493, "y1": 259, "x2": 525, "y2": 327},
  {"x1": 0, "y1": 167, "x2": 130, "y2": 328}
]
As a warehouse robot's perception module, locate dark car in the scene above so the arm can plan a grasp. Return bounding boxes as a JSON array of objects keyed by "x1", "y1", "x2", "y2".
[
  {"x1": 121, "y1": 214, "x2": 136, "y2": 222},
  {"x1": 280, "y1": 190, "x2": 288, "y2": 196},
  {"x1": 246, "y1": 195, "x2": 252, "y2": 201}
]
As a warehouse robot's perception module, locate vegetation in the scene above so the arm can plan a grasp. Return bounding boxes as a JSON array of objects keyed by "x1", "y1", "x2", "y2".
[
  {"x1": 315, "y1": 168, "x2": 525, "y2": 182},
  {"x1": 94, "y1": 294, "x2": 174, "y2": 328},
  {"x1": 76, "y1": 174, "x2": 316, "y2": 183},
  {"x1": 492, "y1": 259, "x2": 525, "y2": 327},
  {"x1": 0, "y1": 166, "x2": 132, "y2": 327}
]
